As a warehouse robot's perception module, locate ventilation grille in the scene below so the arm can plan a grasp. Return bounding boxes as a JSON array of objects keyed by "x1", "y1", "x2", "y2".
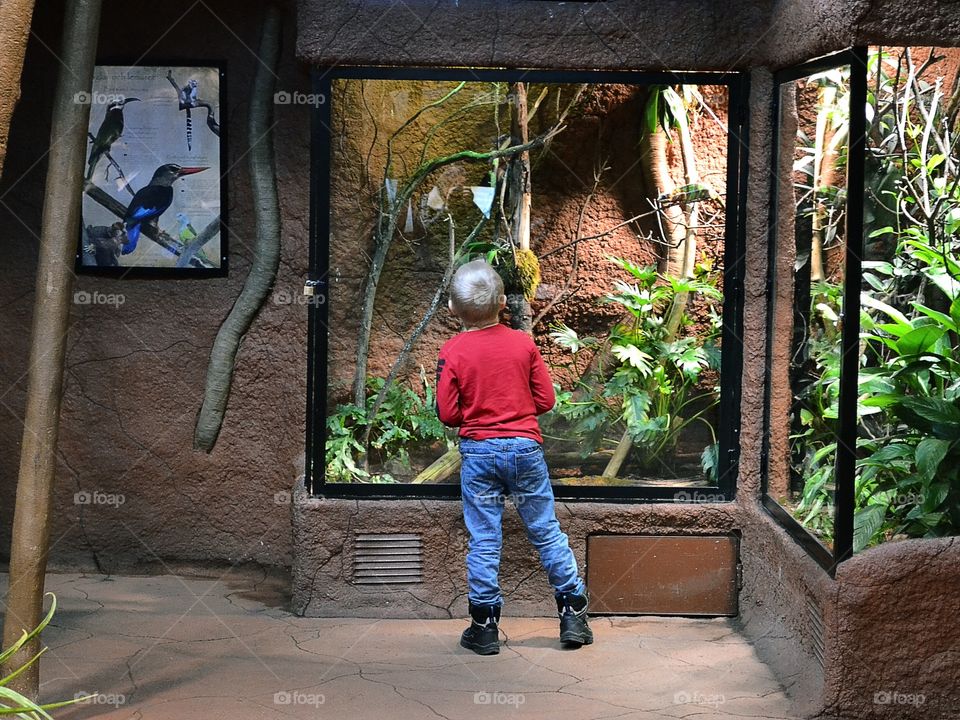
[
  {"x1": 806, "y1": 596, "x2": 825, "y2": 668},
  {"x1": 353, "y1": 533, "x2": 423, "y2": 585}
]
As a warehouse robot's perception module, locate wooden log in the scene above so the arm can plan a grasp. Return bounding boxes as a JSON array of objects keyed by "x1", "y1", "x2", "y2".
[
  {"x1": 411, "y1": 447, "x2": 461, "y2": 484},
  {"x1": 602, "y1": 430, "x2": 633, "y2": 478}
]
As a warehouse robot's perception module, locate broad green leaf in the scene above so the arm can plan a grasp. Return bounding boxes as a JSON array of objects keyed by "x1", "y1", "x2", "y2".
[
  {"x1": 860, "y1": 292, "x2": 910, "y2": 325},
  {"x1": 854, "y1": 503, "x2": 886, "y2": 552},
  {"x1": 915, "y1": 438, "x2": 951, "y2": 481},
  {"x1": 612, "y1": 344, "x2": 653, "y2": 375},
  {"x1": 899, "y1": 396, "x2": 960, "y2": 426},
  {"x1": 896, "y1": 326, "x2": 945, "y2": 356}
]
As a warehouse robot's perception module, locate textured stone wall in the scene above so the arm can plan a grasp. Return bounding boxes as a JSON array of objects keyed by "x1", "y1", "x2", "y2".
[
  {"x1": 1, "y1": 1, "x2": 959, "y2": 717},
  {"x1": 822, "y1": 537, "x2": 960, "y2": 720},
  {"x1": 0, "y1": 0, "x2": 309, "y2": 571},
  {"x1": 292, "y1": 484, "x2": 738, "y2": 618}
]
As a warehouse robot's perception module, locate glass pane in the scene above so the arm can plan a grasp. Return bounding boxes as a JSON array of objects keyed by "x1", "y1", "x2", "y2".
[
  {"x1": 854, "y1": 47, "x2": 960, "y2": 551},
  {"x1": 770, "y1": 66, "x2": 852, "y2": 548},
  {"x1": 325, "y1": 78, "x2": 730, "y2": 488}
]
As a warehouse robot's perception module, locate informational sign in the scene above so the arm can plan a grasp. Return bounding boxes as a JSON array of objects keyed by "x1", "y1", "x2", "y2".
[{"x1": 77, "y1": 64, "x2": 225, "y2": 276}]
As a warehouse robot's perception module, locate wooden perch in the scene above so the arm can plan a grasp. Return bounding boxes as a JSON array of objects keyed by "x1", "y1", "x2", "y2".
[
  {"x1": 82, "y1": 181, "x2": 215, "y2": 268},
  {"x1": 412, "y1": 448, "x2": 461, "y2": 484},
  {"x1": 87, "y1": 131, "x2": 134, "y2": 196},
  {"x1": 175, "y1": 214, "x2": 221, "y2": 268}
]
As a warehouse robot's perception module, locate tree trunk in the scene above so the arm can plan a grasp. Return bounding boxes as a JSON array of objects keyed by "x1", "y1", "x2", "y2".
[
  {"x1": 1, "y1": 0, "x2": 102, "y2": 699},
  {"x1": 605, "y1": 98, "x2": 701, "y2": 480},
  {"x1": 194, "y1": 5, "x2": 281, "y2": 450},
  {"x1": 0, "y1": 0, "x2": 36, "y2": 178},
  {"x1": 508, "y1": 82, "x2": 533, "y2": 335},
  {"x1": 810, "y1": 84, "x2": 838, "y2": 283},
  {"x1": 640, "y1": 128, "x2": 686, "y2": 276}
]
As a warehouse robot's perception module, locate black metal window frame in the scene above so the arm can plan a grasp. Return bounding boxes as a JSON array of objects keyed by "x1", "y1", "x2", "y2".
[
  {"x1": 761, "y1": 48, "x2": 869, "y2": 573},
  {"x1": 306, "y1": 65, "x2": 751, "y2": 501}
]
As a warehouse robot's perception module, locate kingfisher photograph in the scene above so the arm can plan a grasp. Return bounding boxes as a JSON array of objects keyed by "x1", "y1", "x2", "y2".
[{"x1": 77, "y1": 64, "x2": 224, "y2": 274}]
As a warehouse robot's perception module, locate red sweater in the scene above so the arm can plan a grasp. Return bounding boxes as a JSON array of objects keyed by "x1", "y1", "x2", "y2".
[{"x1": 436, "y1": 324, "x2": 556, "y2": 442}]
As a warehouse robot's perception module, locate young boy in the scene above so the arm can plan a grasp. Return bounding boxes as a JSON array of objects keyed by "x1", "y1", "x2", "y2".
[{"x1": 436, "y1": 259, "x2": 593, "y2": 655}]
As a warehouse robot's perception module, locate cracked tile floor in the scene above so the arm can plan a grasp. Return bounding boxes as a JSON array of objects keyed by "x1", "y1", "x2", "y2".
[{"x1": 0, "y1": 571, "x2": 802, "y2": 719}]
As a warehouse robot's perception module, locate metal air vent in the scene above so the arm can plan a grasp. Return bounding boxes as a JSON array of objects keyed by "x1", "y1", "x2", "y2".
[
  {"x1": 353, "y1": 533, "x2": 423, "y2": 585},
  {"x1": 806, "y1": 596, "x2": 825, "y2": 668}
]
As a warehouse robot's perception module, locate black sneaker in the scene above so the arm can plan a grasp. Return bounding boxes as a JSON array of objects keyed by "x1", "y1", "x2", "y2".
[
  {"x1": 557, "y1": 591, "x2": 593, "y2": 647},
  {"x1": 460, "y1": 602, "x2": 500, "y2": 655}
]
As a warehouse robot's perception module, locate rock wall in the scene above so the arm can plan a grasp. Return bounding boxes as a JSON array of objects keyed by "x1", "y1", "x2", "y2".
[{"x1": 0, "y1": 0, "x2": 310, "y2": 571}]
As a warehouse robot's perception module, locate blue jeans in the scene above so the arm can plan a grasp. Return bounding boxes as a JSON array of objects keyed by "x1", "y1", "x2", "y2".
[{"x1": 459, "y1": 437, "x2": 585, "y2": 607}]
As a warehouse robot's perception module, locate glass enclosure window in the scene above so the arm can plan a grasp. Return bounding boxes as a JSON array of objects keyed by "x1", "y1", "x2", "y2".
[
  {"x1": 770, "y1": 63, "x2": 853, "y2": 553},
  {"x1": 765, "y1": 46, "x2": 960, "y2": 570},
  {"x1": 310, "y1": 70, "x2": 746, "y2": 497},
  {"x1": 854, "y1": 47, "x2": 960, "y2": 552}
]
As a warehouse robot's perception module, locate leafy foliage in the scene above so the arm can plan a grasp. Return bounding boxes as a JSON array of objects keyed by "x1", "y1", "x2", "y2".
[
  {"x1": 326, "y1": 369, "x2": 449, "y2": 483},
  {"x1": 1, "y1": 593, "x2": 92, "y2": 718},
  {"x1": 789, "y1": 49, "x2": 960, "y2": 550},
  {"x1": 547, "y1": 256, "x2": 722, "y2": 476}
]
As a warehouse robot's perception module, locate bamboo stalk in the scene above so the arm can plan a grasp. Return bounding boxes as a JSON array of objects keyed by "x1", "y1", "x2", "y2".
[{"x1": 1, "y1": 0, "x2": 103, "y2": 698}]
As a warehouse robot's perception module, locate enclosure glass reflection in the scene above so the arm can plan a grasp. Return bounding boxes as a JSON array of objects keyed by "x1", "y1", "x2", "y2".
[
  {"x1": 770, "y1": 64, "x2": 853, "y2": 548},
  {"x1": 853, "y1": 48, "x2": 960, "y2": 551},
  {"x1": 325, "y1": 77, "x2": 732, "y2": 488},
  {"x1": 766, "y1": 46, "x2": 960, "y2": 562}
]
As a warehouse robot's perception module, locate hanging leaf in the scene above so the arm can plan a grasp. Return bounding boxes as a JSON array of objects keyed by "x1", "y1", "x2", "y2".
[
  {"x1": 853, "y1": 504, "x2": 886, "y2": 552},
  {"x1": 915, "y1": 438, "x2": 951, "y2": 482}
]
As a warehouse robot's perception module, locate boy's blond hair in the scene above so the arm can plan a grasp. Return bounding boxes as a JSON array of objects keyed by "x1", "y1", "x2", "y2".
[{"x1": 449, "y1": 260, "x2": 505, "y2": 325}]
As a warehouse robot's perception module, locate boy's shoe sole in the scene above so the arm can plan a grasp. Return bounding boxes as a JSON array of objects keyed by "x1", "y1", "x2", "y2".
[
  {"x1": 460, "y1": 627, "x2": 500, "y2": 655},
  {"x1": 560, "y1": 628, "x2": 594, "y2": 647}
]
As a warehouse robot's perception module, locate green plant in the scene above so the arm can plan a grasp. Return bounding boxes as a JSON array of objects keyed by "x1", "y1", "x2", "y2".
[
  {"x1": 1, "y1": 593, "x2": 92, "y2": 718},
  {"x1": 326, "y1": 369, "x2": 449, "y2": 483},
  {"x1": 789, "y1": 48, "x2": 960, "y2": 550},
  {"x1": 548, "y1": 256, "x2": 722, "y2": 475}
]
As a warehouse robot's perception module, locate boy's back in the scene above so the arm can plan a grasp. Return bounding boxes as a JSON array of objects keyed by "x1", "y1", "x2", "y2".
[{"x1": 435, "y1": 324, "x2": 555, "y2": 442}]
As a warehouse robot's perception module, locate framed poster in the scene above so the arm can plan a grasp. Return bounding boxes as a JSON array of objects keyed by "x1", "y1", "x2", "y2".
[{"x1": 77, "y1": 63, "x2": 227, "y2": 277}]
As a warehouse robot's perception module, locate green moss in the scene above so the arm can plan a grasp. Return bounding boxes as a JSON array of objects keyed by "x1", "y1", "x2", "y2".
[{"x1": 514, "y1": 248, "x2": 541, "y2": 301}]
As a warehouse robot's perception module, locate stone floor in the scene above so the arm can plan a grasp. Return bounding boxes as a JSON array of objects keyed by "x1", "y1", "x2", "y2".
[{"x1": 0, "y1": 571, "x2": 802, "y2": 719}]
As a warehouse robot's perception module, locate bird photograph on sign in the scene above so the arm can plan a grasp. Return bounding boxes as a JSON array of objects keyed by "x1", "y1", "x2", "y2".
[{"x1": 78, "y1": 64, "x2": 225, "y2": 275}]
